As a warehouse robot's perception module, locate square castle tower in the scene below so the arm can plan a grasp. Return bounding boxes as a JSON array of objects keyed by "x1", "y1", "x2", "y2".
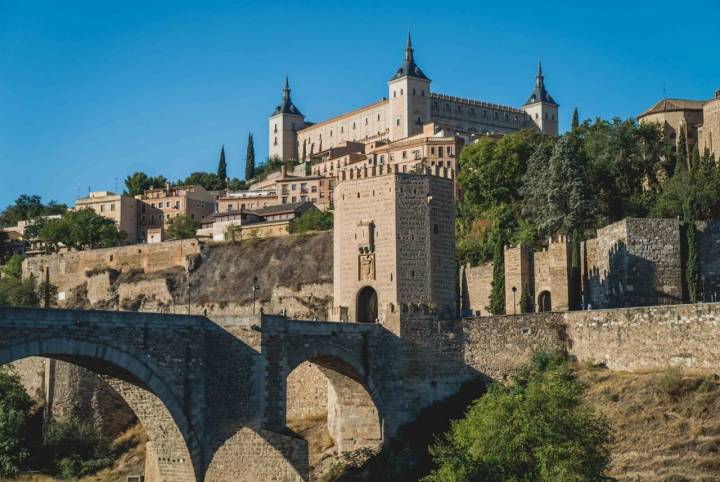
[{"x1": 332, "y1": 165, "x2": 456, "y2": 334}]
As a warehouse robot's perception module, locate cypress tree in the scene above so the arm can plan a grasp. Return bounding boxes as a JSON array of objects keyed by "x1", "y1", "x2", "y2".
[
  {"x1": 245, "y1": 133, "x2": 255, "y2": 180},
  {"x1": 690, "y1": 144, "x2": 700, "y2": 174},
  {"x1": 486, "y1": 230, "x2": 506, "y2": 315},
  {"x1": 571, "y1": 107, "x2": 580, "y2": 131},
  {"x1": 676, "y1": 125, "x2": 688, "y2": 173},
  {"x1": 302, "y1": 140, "x2": 307, "y2": 162},
  {"x1": 217, "y1": 145, "x2": 227, "y2": 184},
  {"x1": 684, "y1": 189, "x2": 700, "y2": 302}
]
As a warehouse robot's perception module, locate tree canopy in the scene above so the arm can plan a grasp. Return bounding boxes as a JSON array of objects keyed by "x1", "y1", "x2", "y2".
[
  {"x1": 124, "y1": 172, "x2": 169, "y2": 196},
  {"x1": 424, "y1": 352, "x2": 611, "y2": 482},
  {"x1": 166, "y1": 214, "x2": 199, "y2": 240},
  {"x1": 0, "y1": 195, "x2": 67, "y2": 228},
  {"x1": 0, "y1": 366, "x2": 34, "y2": 476}
]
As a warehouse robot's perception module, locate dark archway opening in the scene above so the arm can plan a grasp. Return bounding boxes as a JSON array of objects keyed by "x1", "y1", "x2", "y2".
[
  {"x1": 0, "y1": 341, "x2": 199, "y2": 482},
  {"x1": 356, "y1": 286, "x2": 378, "y2": 323},
  {"x1": 538, "y1": 291, "x2": 552, "y2": 312}
]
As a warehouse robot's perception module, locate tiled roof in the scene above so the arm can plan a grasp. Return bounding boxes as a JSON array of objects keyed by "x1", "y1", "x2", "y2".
[{"x1": 639, "y1": 98, "x2": 706, "y2": 118}]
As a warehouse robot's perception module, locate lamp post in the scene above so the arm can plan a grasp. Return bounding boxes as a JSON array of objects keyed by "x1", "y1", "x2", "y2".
[
  {"x1": 511, "y1": 286, "x2": 517, "y2": 315},
  {"x1": 252, "y1": 276, "x2": 260, "y2": 315}
]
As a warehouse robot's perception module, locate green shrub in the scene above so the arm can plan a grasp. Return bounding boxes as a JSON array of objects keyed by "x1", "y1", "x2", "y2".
[
  {"x1": 659, "y1": 366, "x2": 684, "y2": 398},
  {"x1": 289, "y1": 209, "x2": 333, "y2": 234},
  {"x1": 0, "y1": 366, "x2": 34, "y2": 476},
  {"x1": 44, "y1": 417, "x2": 113, "y2": 479},
  {"x1": 424, "y1": 352, "x2": 611, "y2": 482}
]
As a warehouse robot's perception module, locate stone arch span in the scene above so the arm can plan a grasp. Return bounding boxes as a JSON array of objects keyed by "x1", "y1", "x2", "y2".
[
  {"x1": 285, "y1": 347, "x2": 383, "y2": 457},
  {"x1": 0, "y1": 337, "x2": 202, "y2": 482}
]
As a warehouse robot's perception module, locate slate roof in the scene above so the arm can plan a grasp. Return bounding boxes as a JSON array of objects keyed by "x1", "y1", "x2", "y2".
[
  {"x1": 390, "y1": 33, "x2": 430, "y2": 82},
  {"x1": 272, "y1": 76, "x2": 304, "y2": 117}
]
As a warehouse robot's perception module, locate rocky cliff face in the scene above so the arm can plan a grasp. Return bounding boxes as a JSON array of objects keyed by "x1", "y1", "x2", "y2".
[{"x1": 56, "y1": 232, "x2": 334, "y2": 319}]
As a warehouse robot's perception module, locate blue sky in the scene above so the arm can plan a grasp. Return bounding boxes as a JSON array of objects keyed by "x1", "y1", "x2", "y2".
[{"x1": 1, "y1": 0, "x2": 718, "y2": 208}]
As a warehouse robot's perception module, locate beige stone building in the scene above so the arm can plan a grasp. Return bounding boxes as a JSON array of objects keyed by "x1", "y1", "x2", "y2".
[
  {"x1": 638, "y1": 98, "x2": 705, "y2": 152},
  {"x1": 198, "y1": 202, "x2": 317, "y2": 241},
  {"x1": 699, "y1": 90, "x2": 720, "y2": 161},
  {"x1": 75, "y1": 191, "x2": 139, "y2": 243},
  {"x1": 332, "y1": 167, "x2": 456, "y2": 333},
  {"x1": 269, "y1": 34, "x2": 558, "y2": 162},
  {"x1": 137, "y1": 184, "x2": 215, "y2": 242}
]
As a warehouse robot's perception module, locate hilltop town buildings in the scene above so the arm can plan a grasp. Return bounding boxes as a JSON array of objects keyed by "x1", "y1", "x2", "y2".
[{"x1": 75, "y1": 191, "x2": 140, "y2": 243}]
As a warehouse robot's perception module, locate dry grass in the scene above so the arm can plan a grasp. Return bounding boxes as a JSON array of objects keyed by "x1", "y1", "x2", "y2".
[{"x1": 579, "y1": 365, "x2": 720, "y2": 482}]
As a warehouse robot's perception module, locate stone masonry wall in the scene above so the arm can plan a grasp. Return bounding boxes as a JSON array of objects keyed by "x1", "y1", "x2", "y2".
[
  {"x1": 461, "y1": 262, "x2": 493, "y2": 317},
  {"x1": 464, "y1": 302, "x2": 720, "y2": 381},
  {"x1": 23, "y1": 239, "x2": 200, "y2": 302}
]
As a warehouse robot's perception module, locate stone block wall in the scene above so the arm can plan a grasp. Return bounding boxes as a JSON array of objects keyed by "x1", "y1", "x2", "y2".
[
  {"x1": 23, "y1": 239, "x2": 200, "y2": 302},
  {"x1": 461, "y1": 262, "x2": 493, "y2": 316},
  {"x1": 582, "y1": 218, "x2": 683, "y2": 308}
]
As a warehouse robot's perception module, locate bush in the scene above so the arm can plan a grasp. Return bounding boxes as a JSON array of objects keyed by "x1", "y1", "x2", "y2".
[
  {"x1": 289, "y1": 209, "x2": 333, "y2": 234},
  {"x1": 424, "y1": 351, "x2": 612, "y2": 482},
  {"x1": 659, "y1": 366, "x2": 684, "y2": 398},
  {"x1": 44, "y1": 417, "x2": 113, "y2": 479},
  {"x1": 0, "y1": 366, "x2": 34, "y2": 476}
]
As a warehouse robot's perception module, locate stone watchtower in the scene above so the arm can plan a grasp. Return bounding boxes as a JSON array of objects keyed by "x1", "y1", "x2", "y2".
[
  {"x1": 333, "y1": 168, "x2": 456, "y2": 334},
  {"x1": 268, "y1": 76, "x2": 305, "y2": 162},
  {"x1": 522, "y1": 61, "x2": 559, "y2": 136},
  {"x1": 388, "y1": 33, "x2": 432, "y2": 141}
]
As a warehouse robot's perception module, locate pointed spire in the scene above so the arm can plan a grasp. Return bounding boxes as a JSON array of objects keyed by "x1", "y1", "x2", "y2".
[
  {"x1": 536, "y1": 60, "x2": 544, "y2": 87},
  {"x1": 283, "y1": 75, "x2": 290, "y2": 100},
  {"x1": 405, "y1": 30, "x2": 414, "y2": 62}
]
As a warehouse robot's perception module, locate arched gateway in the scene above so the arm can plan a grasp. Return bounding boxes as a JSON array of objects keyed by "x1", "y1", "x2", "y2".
[{"x1": 356, "y1": 286, "x2": 378, "y2": 323}]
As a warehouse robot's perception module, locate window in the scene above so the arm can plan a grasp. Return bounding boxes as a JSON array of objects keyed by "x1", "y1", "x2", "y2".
[
  {"x1": 439, "y1": 146, "x2": 444, "y2": 156},
  {"x1": 445, "y1": 103, "x2": 450, "y2": 112},
  {"x1": 377, "y1": 113, "x2": 380, "y2": 121},
  {"x1": 110, "y1": 204, "x2": 115, "y2": 211},
  {"x1": 274, "y1": 123, "x2": 277, "y2": 133},
  {"x1": 393, "y1": 91, "x2": 396, "y2": 98},
  {"x1": 400, "y1": 88, "x2": 403, "y2": 95},
  {"x1": 330, "y1": 130, "x2": 333, "y2": 137},
  {"x1": 274, "y1": 137, "x2": 278, "y2": 145},
  {"x1": 421, "y1": 89, "x2": 425, "y2": 97},
  {"x1": 282, "y1": 196, "x2": 288, "y2": 204},
  {"x1": 311, "y1": 185, "x2": 317, "y2": 193},
  {"x1": 431, "y1": 146, "x2": 435, "y2": 155},
  {"x1": 433, "y1": 101, "x2": 438, "y2": 109},
  {"x1": 535, "y1": 113, "x2": 539, "y2": 119},
  {"x1": 353, "y1": 122, "x2": 356, "y2": 130},
  {"x1": 341, "y1": 126, "x2": 344, "y2": 133},
  {"x1": 396, "y1": 117, "x2": 400, "y2": 126},
  {"x1": 365, "y1": 118, "x2": 368, "y2": 126},
  {"x1": 413, "y1": 88, "x2": 416, "y2": 95},
  {"x1": 402, "y1": 151, "x2": 407, "y2": 159},
  {"x1": 483, "y1": 110, "x2": 487, "y2": 118},
  {"x1": 100, "y1": 204, "x2": 105, "y2": 212}
]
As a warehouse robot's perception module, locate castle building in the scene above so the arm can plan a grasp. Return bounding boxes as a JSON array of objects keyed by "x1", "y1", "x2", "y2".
[
  {"x1": 268, "y1": 34, "x2": 559, "y2": 162},
  {"x1": 699, "y1": 90, "x2": 720, "y2": 161},
  {"x1": 75, "y1": 191, "x2": 139, "y2": 244}
]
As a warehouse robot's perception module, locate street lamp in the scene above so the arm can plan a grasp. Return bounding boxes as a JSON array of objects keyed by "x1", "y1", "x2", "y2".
[
  {"x1": 252, "y1": 276, "x2": 260, "y2": 315},
  {"x1": 511, "y1": 286, "x2": 517, "y2": 315}
]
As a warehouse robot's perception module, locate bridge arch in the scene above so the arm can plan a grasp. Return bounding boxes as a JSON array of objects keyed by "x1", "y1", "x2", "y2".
[
  {"x1": 0, "y1": 337, "x2": 203, "y2": 482},
  {"x1": 285, "y1": 345, "x2": 383, "y2": 466}
]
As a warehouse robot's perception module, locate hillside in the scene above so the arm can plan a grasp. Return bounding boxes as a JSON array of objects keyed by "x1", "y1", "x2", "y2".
[{"x1": 323, "y1": 366, "x2": 720, "y2": 482}]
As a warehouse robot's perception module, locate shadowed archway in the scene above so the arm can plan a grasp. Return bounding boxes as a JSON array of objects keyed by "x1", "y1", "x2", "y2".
[
  {"x1": 356, "y1": 286, "x2": 378, "y2": 323},
  {"x1": 538, "y1": 291, "x2": 552, "y2": 312},
  {"x1": 0, "y1": 338, "x2": 202, "y2": 482}
]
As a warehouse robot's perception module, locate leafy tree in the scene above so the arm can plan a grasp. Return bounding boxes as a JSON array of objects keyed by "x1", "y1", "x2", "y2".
[
  {"x1": 0, "y1": 195, "x2": 67, "y2": 228},
  {"x1": 288, "y1": 209, "x2": 333, "y2": 234},
  {"x1": 180, "y1": 172, "x2": 225, "y2": 191},
  {"x1": 44, "y1": 417, "x2": 113, "y2": 479},
  {"x1": 424, "y1": 352, "x2": 611, "y2": 482},
  {"x1": 0, "y1": 366, "x2": 34, "y2": 476},
  {"x1": 245, "y1": 132, "x2": 256, "y2": 180},
  {"x1": 124, "y1": 172, "x2": 169, "y2": 196},
  {"x1": 0, "y1": 255, "x2": 39, "y2": 307},
  {"x1": 66, "y1": 209, "x2": 123, "y2": 250},
  {"x1": 0, "y1": 231, "x2": 10, "y2": 264},
  {"x1": 217, "y1": 145, "x2": 227, "y2": 184},
  {"x1": 166, "y1": 214, "x2": 199, "y2": 240},
  {"x1": 228, "y1": 178, "x2": 247, "y2": 191},
  {"x1": 523, "y1": 134, "x2": 593, "y2": 236}
]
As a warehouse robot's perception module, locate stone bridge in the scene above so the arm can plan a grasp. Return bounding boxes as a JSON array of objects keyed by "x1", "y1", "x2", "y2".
[{"x1": 0, "y1": 307, "x2": 471, "y2": 481}]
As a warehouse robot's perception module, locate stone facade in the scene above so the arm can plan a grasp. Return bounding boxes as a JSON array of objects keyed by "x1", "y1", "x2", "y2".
[
  {"x1": 23, "y1": 239, "x2": 200, "y2": 303},
  {"x1": 581, "y1": 218, "x2": 683, "y2": 308},
  {"x1": 699, "y1": 91, "x2": 720, "y2": 161},
  {"x1": 332, "y1": 170, "x2": 456, "y2": 330},
  {"x1": 460, "y1": 262, "x2": 493, "y2": 317},
  {"x1": 75, "y1": 191, "x2": 140, "y2": 243}
]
